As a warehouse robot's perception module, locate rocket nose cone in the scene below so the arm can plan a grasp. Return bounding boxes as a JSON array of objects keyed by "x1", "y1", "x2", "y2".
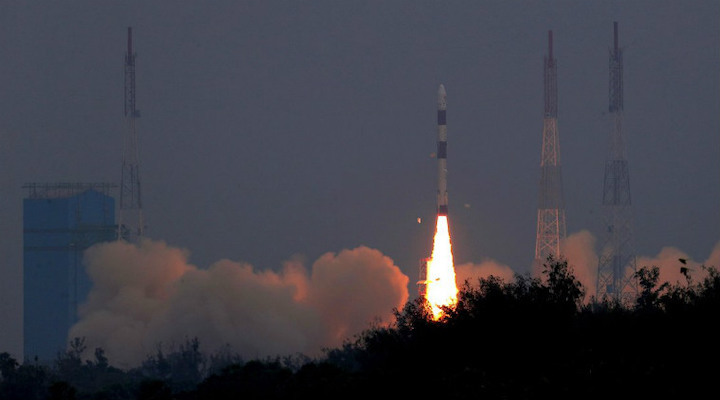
[{"x1": 437, "y1": 84, "x2": 447, "y2": 109}]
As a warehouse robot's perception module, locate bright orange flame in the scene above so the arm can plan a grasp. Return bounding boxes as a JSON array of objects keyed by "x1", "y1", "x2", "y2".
[{"x1": 425, "y1": 215, "x2": 458, "y2": 319}]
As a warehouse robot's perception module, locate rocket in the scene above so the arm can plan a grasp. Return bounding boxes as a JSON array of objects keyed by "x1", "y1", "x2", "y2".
[{"x1": 437, "y1": 84, "x2": 448, "y2": 216}]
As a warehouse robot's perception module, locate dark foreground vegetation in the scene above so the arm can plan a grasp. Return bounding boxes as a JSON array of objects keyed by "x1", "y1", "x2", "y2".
[{"x1": 2, "y1": 259, "x2": 718, "y2": 399}]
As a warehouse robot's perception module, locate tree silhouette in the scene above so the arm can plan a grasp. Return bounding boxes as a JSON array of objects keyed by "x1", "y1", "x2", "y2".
[{"x1": 2, "y1": 259, "x2": 718, "y2": 399}]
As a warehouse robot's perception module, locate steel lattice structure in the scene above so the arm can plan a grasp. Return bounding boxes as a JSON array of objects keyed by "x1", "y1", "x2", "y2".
[
  {"x1": 535, "y1": 30, "x2": 566, "y2": 273},
  {"x1": 119, "y1": 27, "x2": 144, "y2": 241},
  {"x1": 596, "y1": 22, "x2": 638, "y2": 302}
]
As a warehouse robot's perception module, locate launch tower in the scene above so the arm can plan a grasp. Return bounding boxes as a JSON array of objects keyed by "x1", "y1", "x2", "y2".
[
  {"x1": 534, "y1": 30, "x2": 566, "y2": 273},
  {"x1": 119, "y1": 27, "x2": 144, "y2": 241},
  {"x1": 597, "y1": 22, "x2": 638, "y2": 302}
]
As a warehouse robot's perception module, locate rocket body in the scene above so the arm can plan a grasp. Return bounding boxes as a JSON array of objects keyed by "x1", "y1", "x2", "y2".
[{"x1": 437, "y1": 84, "x2": 448, "y2": 216}]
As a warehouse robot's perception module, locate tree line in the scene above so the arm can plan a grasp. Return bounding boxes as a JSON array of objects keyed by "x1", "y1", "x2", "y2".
[{"x1": 2, "y1": 258, "x2": 718, "y2": 399}]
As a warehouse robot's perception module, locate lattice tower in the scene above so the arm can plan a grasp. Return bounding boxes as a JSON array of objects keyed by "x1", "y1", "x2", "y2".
[
  {"x1": 534, "y1": 30, "x2": 567, "y2": 274},
  {"x1": 119, "y1": 27, "x2": 144, "y2": 241},
  {"x1": 597, "y1": 22, "x2": 638, "y2": 303}
]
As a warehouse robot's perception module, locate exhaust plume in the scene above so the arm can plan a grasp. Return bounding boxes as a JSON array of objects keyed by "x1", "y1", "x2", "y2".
[{"x1": 69, "y1": 239, "x2": 408, "y2": 368}]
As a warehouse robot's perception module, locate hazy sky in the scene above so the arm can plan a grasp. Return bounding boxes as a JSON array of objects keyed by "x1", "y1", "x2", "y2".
[{"x1": 1, "y1": 1, "x2": 718, "y2": 359}]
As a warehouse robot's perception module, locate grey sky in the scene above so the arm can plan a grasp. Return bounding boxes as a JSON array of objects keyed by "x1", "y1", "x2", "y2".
[{"x1": 1, "y1": 1, "x2": 718, "y2": 358}]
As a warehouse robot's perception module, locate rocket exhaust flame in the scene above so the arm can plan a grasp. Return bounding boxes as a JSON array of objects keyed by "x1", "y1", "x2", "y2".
[{"x1": 425, "y1": 215, "x2": 458, "y2": 319}]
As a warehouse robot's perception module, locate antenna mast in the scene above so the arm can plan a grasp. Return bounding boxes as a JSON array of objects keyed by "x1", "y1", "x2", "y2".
[{"x1": 119, "y1": 27, "x2": 144, "y2": 241}]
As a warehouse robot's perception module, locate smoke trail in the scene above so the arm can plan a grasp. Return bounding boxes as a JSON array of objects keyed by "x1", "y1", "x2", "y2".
[{"x1": 69, "y1": 239, "x2": 409, "y2": 368}]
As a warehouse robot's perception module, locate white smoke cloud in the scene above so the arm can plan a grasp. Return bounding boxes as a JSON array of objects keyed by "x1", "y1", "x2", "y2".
[
  {"x1": 70, "y1": 234, "x2": 719, "y2": 368},
  {"x1": 70, "y1": 239, "x2": 409, "y2": 368},
  {"x1": 635, "y1": 242, "x2": 720, "y2": 286},
  {"x1": 306, "y1": 248, "x2": 410, "y2": 342},
  {"x1": 705, "y1": 241, "x2": 720, "y2": 269},
  {"x1": 453, "y1": 230, "x2": 599, "y2": 293},
  {"x1": 560, "y1": 230, "x2": 599, "y2": 298},
  {"x1": 558, "y1": 231, "x2": 720, "y2": 297},
  {"x1": 454, "y1": 259, "x2": 515, "y2": 287}
]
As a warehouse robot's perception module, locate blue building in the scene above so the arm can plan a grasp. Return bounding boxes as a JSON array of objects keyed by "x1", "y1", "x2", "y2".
[{"x1": 23, "y1": 183, "x2": 117, "y2": 362}]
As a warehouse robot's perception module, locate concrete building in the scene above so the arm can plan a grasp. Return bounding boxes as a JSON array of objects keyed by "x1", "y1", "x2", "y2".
[{"x1": 23, "y1": 183, "x2": 116, "y2": 362}]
